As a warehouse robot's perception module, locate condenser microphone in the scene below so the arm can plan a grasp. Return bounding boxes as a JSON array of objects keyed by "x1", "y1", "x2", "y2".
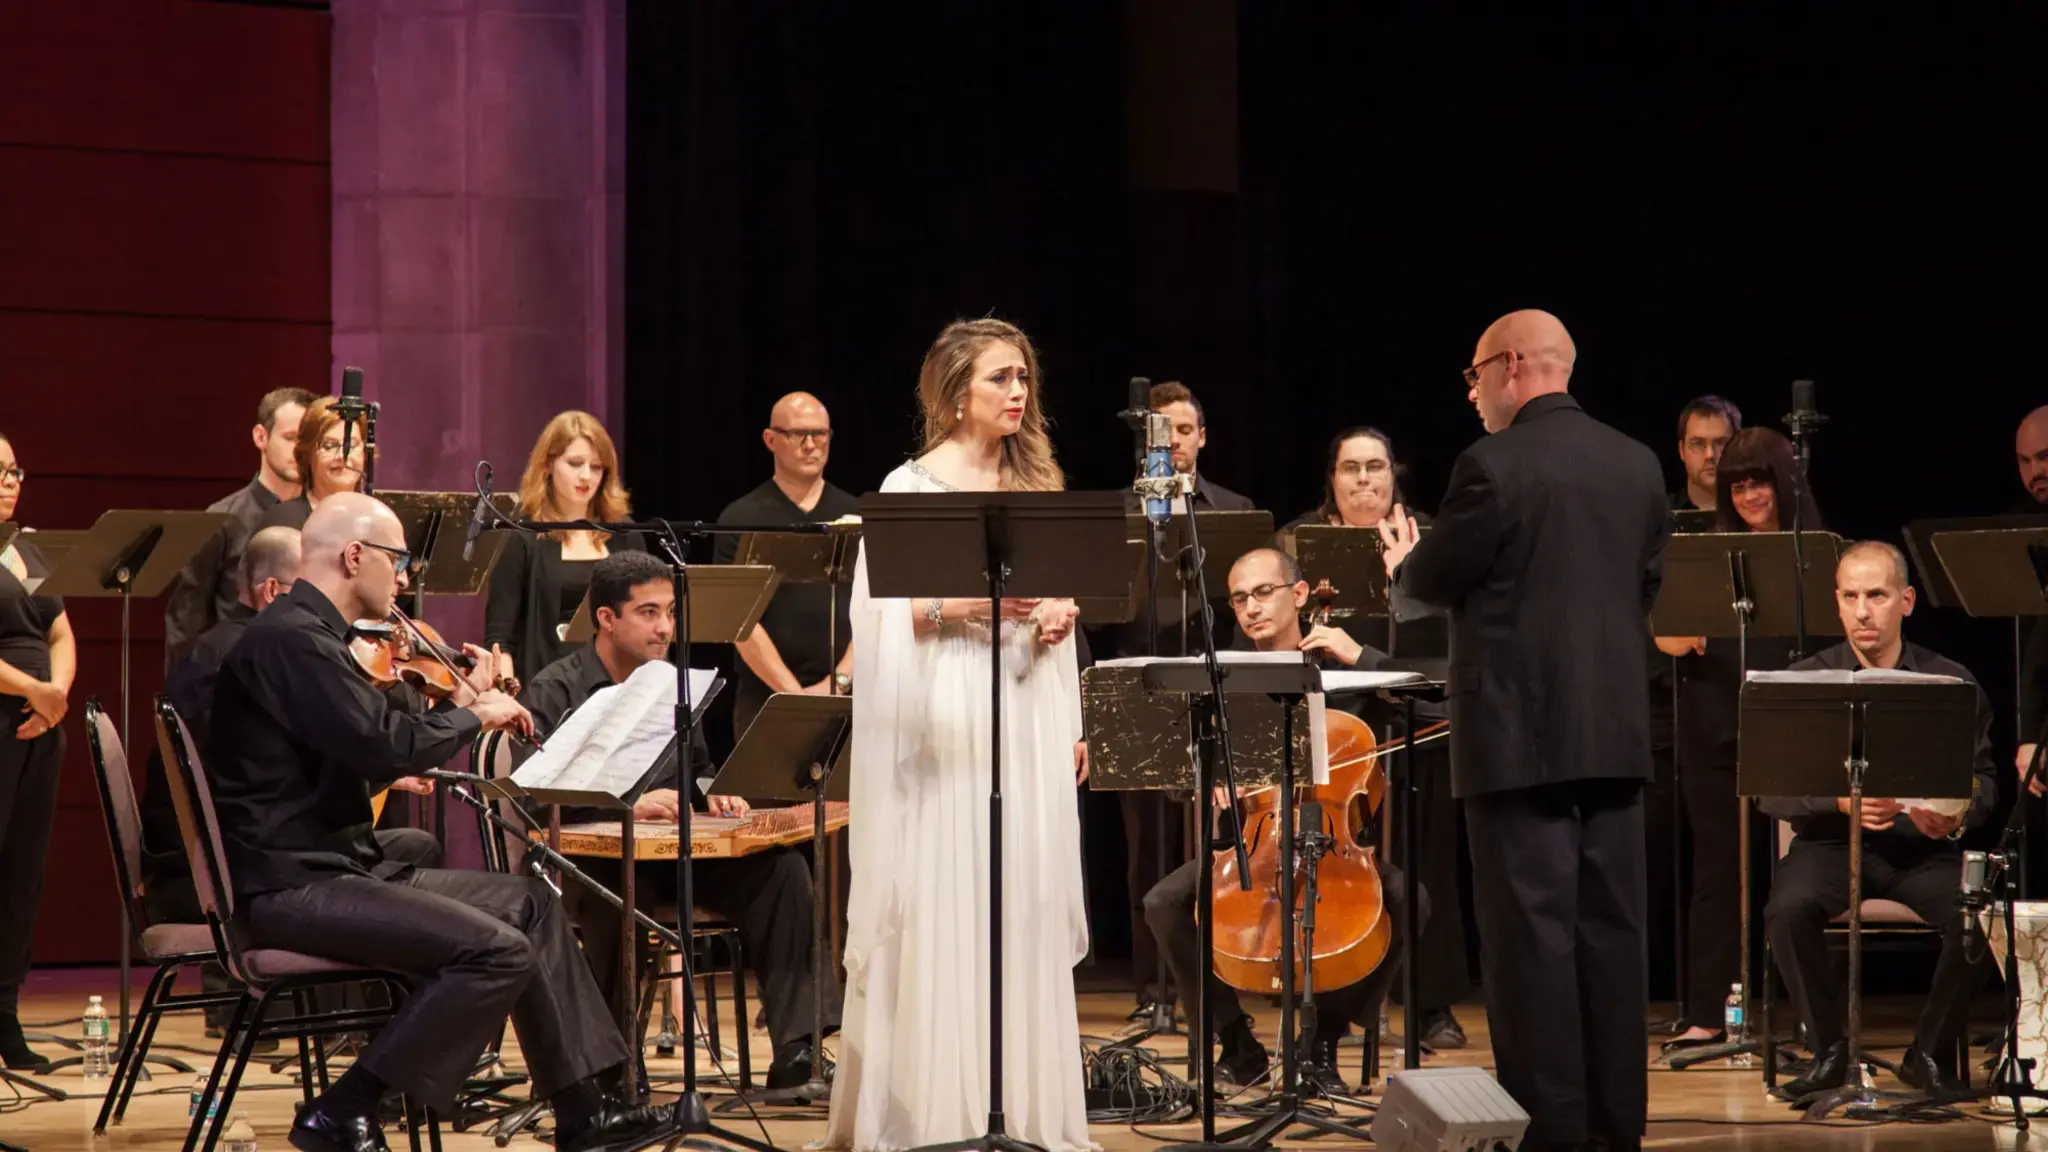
[
  {"x1": 462, "y1": 488, "x2": 493, "y2": 562},
  {"x1": 1785, "y1": 378, "x2": 1826, "y2": 435},
  {"x1": 1121, "y1": 376, "x2": 1153, "y2": 431},
  {"x1": 1144, "y1": 413, "x2": 1174, "y2": 524}
]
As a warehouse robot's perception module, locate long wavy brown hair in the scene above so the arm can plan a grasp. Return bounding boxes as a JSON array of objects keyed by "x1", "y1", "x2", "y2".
[
  {"x1": 516, "y1": 411, "x2": 631, "y2": 541},
  {"x1": 916, "y1": 318, "x2": 1064, "y2": 492}
]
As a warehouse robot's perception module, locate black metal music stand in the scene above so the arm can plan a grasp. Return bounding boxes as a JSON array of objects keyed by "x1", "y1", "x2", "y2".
[
  {"x1": 562, "y1": 565, "x2": 781, "y2": 647},
  {"x1": 31, "y1": 510, "x2": 229, "y2": 1078},
  {"x1": 731, "y1": 523, "x2": 860, "y2": 691},
  {"x1": 862, "y1": 490, "x2": 1129, "y2": 1152},
  {"x1": 704, "y1": 693, "x2": 851, "y2": 1107},
  {"x1": 1734, "y1": 672, "x2": 1978, "y2": 1119},
  {"x1": 1287, "y1": 525, "x2": 1439, "y2": 654},
  {"x1": 1372, "y1": 666, "x2": 1449, "y2": 1082},
  {"x1": 1650, "y1": 531, "x2": 1843, "y2": 1080}
]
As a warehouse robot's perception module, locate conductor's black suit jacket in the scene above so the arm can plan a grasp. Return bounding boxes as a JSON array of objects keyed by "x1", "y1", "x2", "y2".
[{"x1": 1393, "y1": 393, "x2": 1671, "y2": 799}]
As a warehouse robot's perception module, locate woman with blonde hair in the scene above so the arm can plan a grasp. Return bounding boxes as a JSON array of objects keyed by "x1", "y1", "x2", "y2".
[
  {"x1": 822, "y1": 319, "x2": 1094, "y2": 1152},
  {"x1": 484, "y1": 411, "x2": 641, "y2": 677}
]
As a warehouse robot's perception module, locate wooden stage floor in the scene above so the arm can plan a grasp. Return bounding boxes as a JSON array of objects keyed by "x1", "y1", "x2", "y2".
[{"x1": 4, "y1": 966, "x2": 2039, "y2": 1150}]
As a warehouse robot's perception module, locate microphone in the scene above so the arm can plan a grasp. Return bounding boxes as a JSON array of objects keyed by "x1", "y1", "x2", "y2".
[
  {"x1": 1143, "y1": 412, "x2": 1174, "y2": 523},
  {"x1": 1784, "y1": 377, "x2": 1827, "y2": 435},
  {"x1": 1120, "y1": 376, "x2": 1153, "y2": 430},
  {"x1": 462, "y1": 488, "x2": 493, "y2": 562},
  {"x1": 337, "y1": 366, "x2": 365, "y2": 417}
]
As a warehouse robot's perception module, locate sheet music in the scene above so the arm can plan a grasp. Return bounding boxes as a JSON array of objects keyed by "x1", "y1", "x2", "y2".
[
  {"x1": 1746, "y1": 667, "x2": 1971, "y2": 813},
  {"x1": 1095, "y1": 652, "x2": 1334, "y2": 785},
  {"x1": 512, "y1": 660, "x2": 719, "y2": 797},
  {"x1": 1322, "y1": 670, "x2": 1426, "y2": 691}
]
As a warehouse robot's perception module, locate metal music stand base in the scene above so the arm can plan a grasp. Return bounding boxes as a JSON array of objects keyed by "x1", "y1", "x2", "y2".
[
  {"x1": 0, "y1": 1065, "x2": 67, "y2": 1103},
  {"x1": 655, "y1": 1092, "x2": 780, "y2": 1152}
]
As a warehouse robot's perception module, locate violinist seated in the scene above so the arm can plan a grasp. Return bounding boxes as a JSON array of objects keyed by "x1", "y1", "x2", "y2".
[
  {"x1": 1762, "y1": 543, "x2": 1999, "y2": 1102},
  {"x1": 1141, "y1": 546, "x2": 1428, "y2": 1098},
  {"x1": 206, "y1": 495, "x2": 671, "y2": 1152},
  {"x1": 137, "y1": 527, "x2": 445, "y2": 1034},
  {"x1": 519, "y1": 550, "x2": 844, "y2": 1093}
]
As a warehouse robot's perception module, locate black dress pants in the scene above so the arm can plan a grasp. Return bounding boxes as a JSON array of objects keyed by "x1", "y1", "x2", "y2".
[
  {"x1": 1678, "y1": 762, "x2": 1767, "y2": 1026},
  {"x1": 242, "y1": 868, "x2": 627, "y2": 1113},
  {"x1": 1390, "y1": 738, "x2": 1468, "y2": 1014},
  {"x1": 145, "y1": 830, "x2": 446, "y2": 1027},
  {"x1": 1765, "y1": 837, "x2": 1989, "y2": 1054},
  {"x1": 0, "y1": 716, "x2": 63, "y2": 1014},
  {"x1": 575, "y1": 847, "x2": 841, "y2": 1055},
  {"x1": 1142, "y1": 852, "x2": 1426, "y2": 1045},
  {"x1": 1465, "y1": 779, "x2": 1648, "y2": 1149},
  {"x1": 1121, "y1": 791, "x2": 1186, "y2": 1004}
]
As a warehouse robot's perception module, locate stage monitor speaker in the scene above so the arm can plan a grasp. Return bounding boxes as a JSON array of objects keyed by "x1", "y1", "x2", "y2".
[{"x1": 1370, "y1": 1066, "x2": 1531, "y2": 1152}]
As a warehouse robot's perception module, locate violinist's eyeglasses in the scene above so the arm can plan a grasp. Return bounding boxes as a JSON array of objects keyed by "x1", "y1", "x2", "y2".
[{"x1": 353, "y1": 541, "x2": 414, "y2": 573}]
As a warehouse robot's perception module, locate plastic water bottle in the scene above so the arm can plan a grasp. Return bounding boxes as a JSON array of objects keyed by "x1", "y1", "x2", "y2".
[
  {"x1": 82, "y1": 995, "x2": 111, "y2": 1081},
  {"x1": 224, "y1": 1113, "x2": 258, "y2": 1152},
  {"x1": 1724, "y1": 983, "x2": 1754, "y2": 1067},
  {"x1": 189, "y1": 1073, "x2": 220, "y2": 1121}
]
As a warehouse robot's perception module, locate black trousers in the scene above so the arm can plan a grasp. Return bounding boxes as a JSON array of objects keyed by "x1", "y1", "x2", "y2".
[
  {"x1": 1765, "y1": 837, "x2": 1989, "y2": 1055},
  {"x1": 146, "y1": 830, "x2": 445, "y2": 1026},
  {"x1": 1390, "y1": 739, "x2": 1468, "y2": 1014},
  {"x1": 1465, "y1": 779, "x2": 1647, "y2": 1148},
  {"x1": 575, "y1": 848, "x2": 841, "y2": 1055},
  {"x1": 0, "y1": 714, "x2": 63, "y2": 1014},
  {"x1": 242, "y1": 868, "x2": 627, "y2": 1113},
  {"x1": 1122, "y1": 791, "x2": 1186, "y2": 1004},
  {"x1": 1678, "y1": 762, "x2": 1768, "y2": 1026},
  {"x1": 1142, "y1": 852, "x2": 1425, "y2": 1046}
]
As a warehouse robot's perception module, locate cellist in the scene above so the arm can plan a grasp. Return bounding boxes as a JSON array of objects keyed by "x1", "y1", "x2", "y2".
[{"x1": 1140, "y1": 546, "x2": 1428, "y2": 1098}]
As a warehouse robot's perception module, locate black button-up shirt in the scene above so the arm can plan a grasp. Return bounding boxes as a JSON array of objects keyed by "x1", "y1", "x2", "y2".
[
  {"x1": 712, "y1": 479, "x2": 861, "y2": 730},
  {"x1": 1758, "y1": 640, "x2": 1998, "y2": 845},
  {"x1": 208, "y1": 580, "x2": 481, "y2": 896},
  {"x1": 163, "y1": 475, "x2": 281, "y2": 668}
]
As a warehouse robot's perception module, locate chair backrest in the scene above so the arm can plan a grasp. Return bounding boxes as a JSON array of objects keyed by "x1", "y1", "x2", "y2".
[
  {"x1": 83, "y1": 699, "x2": 153, "y2": 931},
  {"x1": 155, "y1": 698, "x2": 236, "y2": 926},
  {"x1": 468, "y1": 731, "x2": 527, "y2": 874}
]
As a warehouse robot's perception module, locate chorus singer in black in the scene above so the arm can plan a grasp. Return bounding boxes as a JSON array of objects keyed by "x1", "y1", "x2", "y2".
[
  {"x1": 207, "y1": 493, "x2": 669, "y2": 1152},
  {"x1": 712, "y1": 392, "x2": 858, "y2": 738},
  {"x1": 519, "y1": 549, "x2": 843, "y2": 1091},
  {"x1": 0, "y1": 430, "x2": 75, "y2": 1071},
  {"x1": 1380, "y1": 310, "x2": 1669, "y2": 1152},
  {"x1": 1764, "y1": 542, "x2": 1997, "y2": 1102},
  {"x1": 1142, "y1": 547, "x2": 1427, "y2": 1097}
]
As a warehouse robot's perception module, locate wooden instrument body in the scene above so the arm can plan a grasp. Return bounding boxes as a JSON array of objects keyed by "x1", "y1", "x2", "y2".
[
  {"x1": 549, "y1": 802, "x2": 850, "y2": 860},
  {"x1": 1210, "y1": 708, "x2": 1390, "y2": 994}
]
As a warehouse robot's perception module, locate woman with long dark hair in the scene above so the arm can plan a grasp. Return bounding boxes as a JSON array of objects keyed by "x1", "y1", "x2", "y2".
[
  {"x1": 1655, "y1": 426, "x2": 1817, "y2": 1049},
  {"x1": 824, "y1": 319, "x2": 1093, "y2": 1152},
  {"x1": 0, "y1": 431, "x2": 76, "y2": 1069}
]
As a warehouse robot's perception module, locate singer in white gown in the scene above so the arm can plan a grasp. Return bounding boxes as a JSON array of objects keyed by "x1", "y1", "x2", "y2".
[{"x1": 821, "y1": 319, "x2": 1096, "y2": 1152}]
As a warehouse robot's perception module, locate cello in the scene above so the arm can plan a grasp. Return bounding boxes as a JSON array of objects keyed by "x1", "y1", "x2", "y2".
[{"x1": 1208, "y1": 583, "x2": 1392, "y2": 994}]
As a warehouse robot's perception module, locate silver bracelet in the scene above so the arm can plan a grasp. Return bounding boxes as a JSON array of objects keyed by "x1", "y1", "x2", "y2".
[{"x1": 925, "y1": 597, "x2": 945, "y2": 624}]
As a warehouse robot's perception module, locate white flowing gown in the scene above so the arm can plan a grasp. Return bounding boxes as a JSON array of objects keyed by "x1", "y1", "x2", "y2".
[{"x1": 819, "y1": 461, "x2": 1097, "y2": 1152}]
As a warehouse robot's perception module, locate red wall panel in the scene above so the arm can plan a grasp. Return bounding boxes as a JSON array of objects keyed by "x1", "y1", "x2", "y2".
[{"x1": 1, "y1": 1, "x2": 332, "y2": 965}]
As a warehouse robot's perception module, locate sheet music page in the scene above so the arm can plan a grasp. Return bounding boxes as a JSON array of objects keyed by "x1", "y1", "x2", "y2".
[
  {"x1": 1321, "y1": 670, "x2": 1426, "y2": 691},
  {"x1": 512, "y1": 661, "x2": 719, "y2": 797},
  {"x1": 1096, "y1": 652, "x2": 1308, "y2": 669},
  {"x1": 1308, "y1": 691, "x2": 1330, "y2": 786}
]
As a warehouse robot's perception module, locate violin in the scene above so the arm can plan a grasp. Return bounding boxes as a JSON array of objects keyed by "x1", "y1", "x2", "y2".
[{"x1": 348, "y1": 606, "x2": 526, "y2": 822}]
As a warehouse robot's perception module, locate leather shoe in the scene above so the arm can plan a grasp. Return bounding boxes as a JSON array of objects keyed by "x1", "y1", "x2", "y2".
[
  {"x1": 1419, "y1": 1009, "x2": 1468, "y2": 1051},
  {"x1": 0, "y1": 1014, "x2": 48, "y2": 1071},
  {"x1": 1659, "y1": 1029, "x2": 1725, "y2": 1055},
  {"x1": 288, "y1": 1102, "x2": 391, "y2": 1152},
  {"x1": 766, "y1": 1043, "x2": 834, "y2": 1091},
  {"x1": 556, "y1": 1099, "x2": 674, "y2": 1152},
  {"x1": 1774, "y1": 1041, "x2": 1849, "y2": 1101},
  {"x1": 1896, "y1": 1046, "x2": 1967, "y2": 1099}
]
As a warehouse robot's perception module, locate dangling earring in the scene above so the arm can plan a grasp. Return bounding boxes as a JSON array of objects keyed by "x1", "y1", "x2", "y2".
[{"x1": 955, "y1": 403, "x2": 964, "y2": 422}]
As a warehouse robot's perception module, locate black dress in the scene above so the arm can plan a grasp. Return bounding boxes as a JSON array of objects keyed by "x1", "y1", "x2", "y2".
[
  {"x1": 483, "y1": 530, "x2": 646, "y2": 679},
  {"x1": 0, "y1": 539, "x2": 66, "y2": 1014}
]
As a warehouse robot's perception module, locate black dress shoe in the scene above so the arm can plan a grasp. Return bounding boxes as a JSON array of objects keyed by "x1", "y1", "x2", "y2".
[
  {"x1": 289, "y1": 1103, "x2": 391, "y2": 1152},
  {"x1": 765, "y1": 1043, "x2": 834, "y2": 1091},
  {"x1": 1300, "y1": 1055, "x2": 1351, "y2": 1098},
  {"x1": 1419, "y1": 1009, "x2": 1468, "y2": 1051},
  {"x1": 1659, "y1": 1029, "x2": 1725, "y2": 1055},
  {"x1": 1896, "y1": 1046, "x2": 1967, "y2": 1099},
  {"x1": 0, "y1": 1014, "x2": 48, "y2": 1071},
  {"x1": 556, "y1": 1100, "x2": 674, "y2": 1152},
  {"x1": 1774, "y1": 1041, "x2": 1849, "y2": 1101}
]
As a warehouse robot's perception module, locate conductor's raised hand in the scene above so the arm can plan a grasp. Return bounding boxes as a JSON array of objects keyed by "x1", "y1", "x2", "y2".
[{"x1": 1376, "y1": 504, "x2": 1420, "y2": 577}]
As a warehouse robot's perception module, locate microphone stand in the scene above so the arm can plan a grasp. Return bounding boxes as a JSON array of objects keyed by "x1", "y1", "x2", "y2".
[
  {"x1": 470, "y1": 462, "x2": 826, "y2": 1152},
  {"x1": 1782, "y1": 381, "x2": 1824, "y2": 663}
]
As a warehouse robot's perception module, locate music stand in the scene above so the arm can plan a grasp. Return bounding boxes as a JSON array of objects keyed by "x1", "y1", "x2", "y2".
[
  {"x1": 1734, "y1": 672, "x2": 1979, "y2": 1120},
  {"x1": 1372, "y1": 667, "x2": 1450, "y2": 1083},
  {"x1": 31, "y1": 510, "x2": 228, "y2": 1075},
  {"x1": 861, "y1": 489, "x2": 1128, "y2": 1152},
  {"x1": 1077, "y1": 538, "x2": 1146, "y2": 626},
  {"x1": 704, "y1": 693, "x2": 851, "y2": 1106},
  {"x1": 1650, "y1": 531, "x2": 1842, "y2": 1079},
  {"x1": 563, "y1": 566, "x2": 781, "y2": 647},
  {"x1": 0, "y1": 522, "x2": 18, "y2": 554}
]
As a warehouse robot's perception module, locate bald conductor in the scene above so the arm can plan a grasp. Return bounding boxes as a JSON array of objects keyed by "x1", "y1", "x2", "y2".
[
  {"x1": 1380, "y1": 311, "x2": 1670, "y2": 1152},
  {"x1": 713, "y1": 392, "x2": 860, "y2": 736}
]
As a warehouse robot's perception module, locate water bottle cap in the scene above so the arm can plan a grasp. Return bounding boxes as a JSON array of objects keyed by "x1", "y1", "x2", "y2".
[{"x1": 89, "y1": 995, "x2": 102, "y2": 1003}]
